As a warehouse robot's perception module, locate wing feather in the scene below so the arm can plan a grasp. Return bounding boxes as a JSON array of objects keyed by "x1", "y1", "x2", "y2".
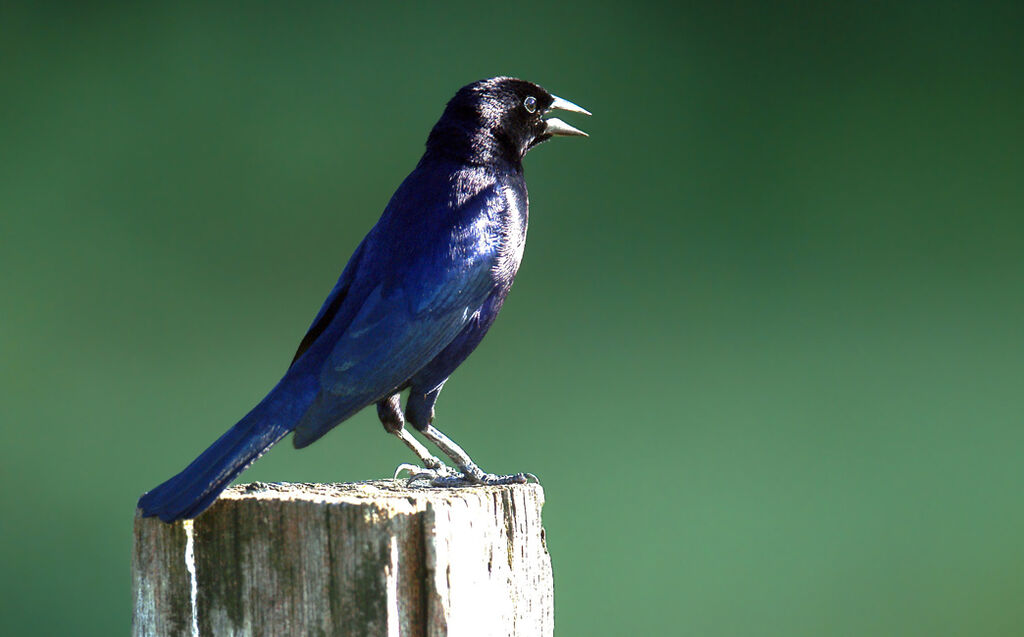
[{"x1": 290, "y1": 181, "x2": 507, "y2": 445}]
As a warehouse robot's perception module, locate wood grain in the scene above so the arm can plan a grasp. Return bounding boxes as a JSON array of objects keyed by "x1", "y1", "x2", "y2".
[{"x1": 132, "y1": 480, "x2": 553, "y2": 637}]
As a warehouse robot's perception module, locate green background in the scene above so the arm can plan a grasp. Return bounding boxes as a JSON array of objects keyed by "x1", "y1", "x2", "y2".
[{"x1": 3, "y1": 2, "x2": 1023, "y2": 634}]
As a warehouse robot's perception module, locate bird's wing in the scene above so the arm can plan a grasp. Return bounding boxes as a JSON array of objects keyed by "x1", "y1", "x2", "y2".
[
  {"x1": 290, "y1": 238, "x2": 367, "y2": 366},
  {"x1": 290, "y1": 258, "x2": 497, "y2": 447},
  {"x1": 290, "y1": 186, "x2": 506, "y2": 446},
  {"x1": 322, "y1": 260, "x2": 496, "y2": 397}
]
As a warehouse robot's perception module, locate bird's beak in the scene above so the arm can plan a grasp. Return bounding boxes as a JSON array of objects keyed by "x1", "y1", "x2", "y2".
[{"x1": 544, "y1": 94, "x2": 591, "y2": 138}]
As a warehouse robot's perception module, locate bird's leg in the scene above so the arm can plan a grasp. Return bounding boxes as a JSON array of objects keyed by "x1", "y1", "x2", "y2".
[
  {"x1": 415, "y1": 423, "x2": 536, "y2": 487},
  {"x1": 376, "y1": 395, "x2": 455, "y2": 479},
  {"x1": 403, "y1": 385, "x2": 535, "y2": 486}
]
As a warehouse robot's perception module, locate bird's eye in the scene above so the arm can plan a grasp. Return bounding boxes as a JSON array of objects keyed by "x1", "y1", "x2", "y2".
[{"x1": 523, "y1": 96, "x2": 537, "y2": 113}]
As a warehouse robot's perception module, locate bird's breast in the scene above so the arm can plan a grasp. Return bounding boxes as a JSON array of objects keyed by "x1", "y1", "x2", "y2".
[
  {"x1": 442, "y1": 166, "x2": 528, "y2": 285},
  {"x1": 491, "y1": 184, "x2": 528, "y2": 283}
]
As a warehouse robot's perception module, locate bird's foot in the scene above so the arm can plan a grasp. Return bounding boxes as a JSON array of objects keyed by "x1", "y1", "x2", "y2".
[
  {"x1": 423, "y1": 461, "x2": 538, "y2": 487},
  {"x1": 394, "y1": 456, "x2": 459, "y2": 484}
]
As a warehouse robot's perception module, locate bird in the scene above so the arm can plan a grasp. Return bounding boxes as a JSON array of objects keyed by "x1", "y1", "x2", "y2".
[{"x1": 137, "y1": 76, "x2": 589, "y2": 523}]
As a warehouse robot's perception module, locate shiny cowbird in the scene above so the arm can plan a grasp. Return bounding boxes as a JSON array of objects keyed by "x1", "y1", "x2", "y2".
[{"x1": 138, "y1": 77, "x2": 589, "y2": 522}]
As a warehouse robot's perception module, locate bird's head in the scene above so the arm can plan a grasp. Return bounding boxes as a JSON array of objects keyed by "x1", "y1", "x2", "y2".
[{"x1": 425, "y1": 77, "x2": 590, "y2": 167}]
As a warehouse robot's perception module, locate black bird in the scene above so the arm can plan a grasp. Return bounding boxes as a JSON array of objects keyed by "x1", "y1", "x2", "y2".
[{"x1": 138, "y1": 77, "x2": 589, "y2": 522}]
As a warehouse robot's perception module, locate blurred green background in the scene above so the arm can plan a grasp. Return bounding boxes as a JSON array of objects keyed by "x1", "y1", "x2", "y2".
[{"x1": 2, "y1": 1, "x2": 1023, "y2": 635}]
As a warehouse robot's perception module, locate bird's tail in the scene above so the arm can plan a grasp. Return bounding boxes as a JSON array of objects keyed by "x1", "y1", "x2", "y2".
[{"x1": 137, "y1": 376, "x2": 316, "y2": 523}]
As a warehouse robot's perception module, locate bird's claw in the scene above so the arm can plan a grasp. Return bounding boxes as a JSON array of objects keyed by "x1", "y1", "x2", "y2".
[
  {"x1": 394, "y1": 463, "x2": 425, "y2": 480},
  {"x1": 427, "y1": 473, "x2": 532, "y2": 487},
  {"x1": 394, "y1": 452, "x2": 452, "y2": 478},
  {"x1": 394, "y1": 461, "x2": 459, "y2": 485},
  {"x1": 426, "y1": 463, "x2": 536, "y2": 487},
  {"x1": 396, "y1": 462, "x2": 538, "y2": 487}
]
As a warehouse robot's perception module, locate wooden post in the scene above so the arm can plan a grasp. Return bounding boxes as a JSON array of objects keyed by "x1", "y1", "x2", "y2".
[{"x1": 132, "y1": 480, "x2": 553, "y2": 636}]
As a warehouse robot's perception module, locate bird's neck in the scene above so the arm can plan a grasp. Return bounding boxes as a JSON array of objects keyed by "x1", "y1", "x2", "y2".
[{"x1": 422, "y1": 120, "x2": 524, "y2": 172}]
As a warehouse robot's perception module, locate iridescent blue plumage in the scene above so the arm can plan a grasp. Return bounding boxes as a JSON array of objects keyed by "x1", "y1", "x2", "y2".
[
  {"x1": 288, "y1": 161, "x2": 527, "y2": 447},
  {"x1": 138, "y1": 77, "x2": 588, "y2": 522}
]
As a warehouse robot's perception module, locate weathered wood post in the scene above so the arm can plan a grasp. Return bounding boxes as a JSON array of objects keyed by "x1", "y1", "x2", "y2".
[{"x1": 132, "y1": 480, "x2": 553, "y2": 636}]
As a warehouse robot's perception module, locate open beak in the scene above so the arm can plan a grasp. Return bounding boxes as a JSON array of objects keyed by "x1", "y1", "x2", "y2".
[{"x1": 544, "y1": 94, "x2": 591, "y2": 138}]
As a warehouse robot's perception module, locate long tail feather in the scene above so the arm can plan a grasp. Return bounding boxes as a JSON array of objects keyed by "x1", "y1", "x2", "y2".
[{"x1": 137, "y1": 378, "x2": 314, "y2": 522}]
